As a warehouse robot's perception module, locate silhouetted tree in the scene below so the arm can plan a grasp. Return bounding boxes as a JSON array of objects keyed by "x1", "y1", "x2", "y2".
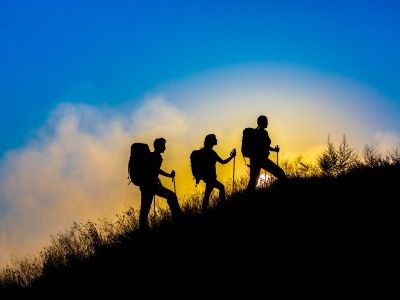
[
  {"x1": 318, "y1": 135, "x2": 358, "y2": 176},
  {"x1": 362, "y1": 145, "x2": 383, "y2": 168},
  {"x1": 388, "y1": 145, "x2": 400, "y2": 165},
  {"x1": 318, "y1": 136, "x2": 338, "y2": 176},
  {"x1": 337, "y1": 135, "x2": 359, "y2": 173}
]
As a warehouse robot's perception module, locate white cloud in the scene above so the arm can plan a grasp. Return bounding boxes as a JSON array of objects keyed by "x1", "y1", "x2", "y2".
[{"x1": 0, "y1": 97, "x2": 191, "y2": 268}]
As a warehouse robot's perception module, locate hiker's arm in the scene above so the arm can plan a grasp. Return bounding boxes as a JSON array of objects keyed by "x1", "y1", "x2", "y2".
[
  {"x1": 218, "y1": 156, "x2": 233, "y2": 165},
  {"x1": 159, "y1": 169, "x2": 175, "y2": 178},
  {"x1": 218, "y1": 149, "x2": 237, "y2": 164}
]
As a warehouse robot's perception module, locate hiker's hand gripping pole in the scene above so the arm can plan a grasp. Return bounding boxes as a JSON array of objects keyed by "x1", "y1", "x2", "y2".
[{"x1": 275, "y1": 145, "x2": 280, "y2": 166}]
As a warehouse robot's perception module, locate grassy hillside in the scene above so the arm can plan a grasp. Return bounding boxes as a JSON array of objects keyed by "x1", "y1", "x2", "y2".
[{"x1": 1, "y1": 164, "x2": 398, "y2": 296}]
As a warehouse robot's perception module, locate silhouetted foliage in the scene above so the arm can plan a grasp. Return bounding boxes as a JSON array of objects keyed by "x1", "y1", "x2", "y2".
[
  {"x1": 280, "y1": 155, "x2": 320, "y2": 178},
  {"x1": 362, "y1": 145, "x2": 384, "y2": 167},
  {"x1": 388, "y1": 145, "x2": 400, "y2": 165},
  {"x1": 318, "y1": 135, "x2": 358, "y2": 176},
  {"x1": 337, "y1": 135, "x2": 359, "y2": 172},
  {"x1": 0, "y1": 207, "x2": 139, "y2": 288},
  {"x1": 318, "y1": 136, "x2": 338, "y2": 176}
]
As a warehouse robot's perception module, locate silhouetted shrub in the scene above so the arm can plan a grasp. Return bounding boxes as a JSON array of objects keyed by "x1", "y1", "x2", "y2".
[
  {"x1": 388, "y1": 145, "x2": 400, "y2": 165},
  {"x1": 362, "y1": 145, "x2": 385, "y2": 167},
  {"x1": 318, "y1": 135, "x2": 358, "y2": 176},
  {"x1": 0, "y1": 207, "x2": 139, "y2": 288},
  {"x1": 281, "y1": 155, "x2": 320, "y2": 178}
]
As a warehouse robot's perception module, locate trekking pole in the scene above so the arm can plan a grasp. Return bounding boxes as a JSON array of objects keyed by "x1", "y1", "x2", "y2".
[
  {"x1": 232, "y1": 155, "x2": 236, "y2": 192},
  {"x1": 276, "y1": 145, "x2": 279, "y2": 166},
  {"x1": 230, "y1": 148, "x2": 236, "y2": 192},
  {"x1": 172, "y1": 177, "x2": 177, "y2": 195}
]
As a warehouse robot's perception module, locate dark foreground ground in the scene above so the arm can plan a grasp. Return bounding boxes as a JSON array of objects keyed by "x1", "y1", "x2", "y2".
[{"x1": 3, "y1": 166, "x2": 398, "y2": 296}]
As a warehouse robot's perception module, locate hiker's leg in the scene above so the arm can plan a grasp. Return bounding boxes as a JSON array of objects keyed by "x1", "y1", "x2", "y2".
[
  {"x1": 214, "y1": 180, "x2": 226, "y2": 202},
  {"x1": 262, "y1": 159, "x2": 286, "y2": 180},
  {"x1": 139, "y1": 187, "x2": 153, "y2": 230},
  {"x1": 202, "y1": 182, "x2": 214, "y2": 212},
  {"x1": 247, "y1": 162, "x2": 261, "y2": 191},
  {"x1": 155, "y1": 185, "x2": 182, "y2": 219}
]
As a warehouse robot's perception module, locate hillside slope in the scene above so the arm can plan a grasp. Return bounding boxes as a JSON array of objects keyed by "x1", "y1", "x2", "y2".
[{"x1": 5, "y1": 166, "x2": 398, "y2": 295}]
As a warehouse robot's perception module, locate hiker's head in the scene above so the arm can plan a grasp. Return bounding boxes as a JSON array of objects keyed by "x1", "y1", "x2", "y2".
[
  {"x1": 154, "y1": 138, "x2": 166, "y2": 153},
  {"x1": 204, "y1": 134, "x2": 217, "y2": 148},
  {"x1": 257, "y1": 115, "x2": 268, "y2": 129}
]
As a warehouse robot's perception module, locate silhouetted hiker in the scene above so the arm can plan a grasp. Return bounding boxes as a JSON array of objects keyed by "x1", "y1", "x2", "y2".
[
  {"x1": 242, "y1": 115, "x2": 286, "y2": 191},
  {"x1": 138, "y1": 138, "x2": 181, "y2": 230},
  {"x1": 191, "y1": 134, "x2": 236, "y2": 212}
]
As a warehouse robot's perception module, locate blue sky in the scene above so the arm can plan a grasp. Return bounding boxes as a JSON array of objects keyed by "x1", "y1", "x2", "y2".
[{"x1": 0, "y1": 0, "x2": 400, "y2": 155}]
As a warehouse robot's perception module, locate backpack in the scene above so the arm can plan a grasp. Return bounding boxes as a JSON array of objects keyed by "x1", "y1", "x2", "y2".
[
  {"x1": 241, "y1": 128, "x2": 257, "y2": 158},
  {"x1": 128, "y1": 143, "x2": 151, "y2": 186},
  {"x1": 190, "y1": 149, "x2": 207, "y2": 185}
]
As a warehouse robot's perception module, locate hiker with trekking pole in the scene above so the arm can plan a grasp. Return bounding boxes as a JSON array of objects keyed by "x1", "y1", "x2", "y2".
[
  {"x1": 190, "y1": 134, "x2": 236, "y2": 213},
  {"x1": 241, "y1": 115, "x2": 286, "y2": 192},
  {"x1": 128, "y1": 137, "x2": 182, "y2": 231}
]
